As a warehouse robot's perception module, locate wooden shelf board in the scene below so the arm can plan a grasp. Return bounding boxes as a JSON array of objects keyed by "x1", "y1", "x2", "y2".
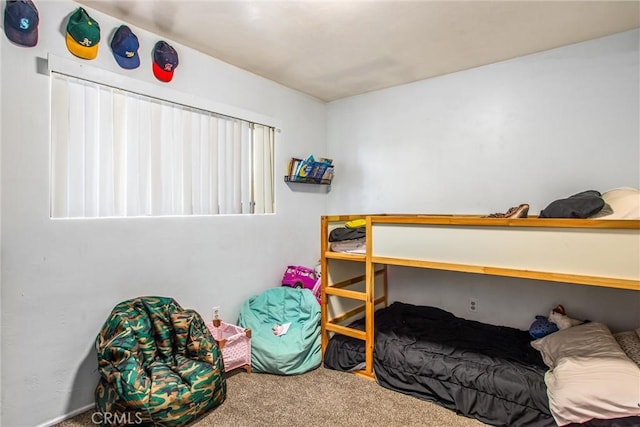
[
  {"x1": 371, "y1": 256, "x2": 640, "y2": 291},
  {"x1": 325, "y1": 251, "x2": 366, "y2": 262}
]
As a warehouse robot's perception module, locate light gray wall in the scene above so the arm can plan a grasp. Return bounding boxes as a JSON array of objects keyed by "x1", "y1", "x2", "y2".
[
  {"x1": 327, "y1": 30, "x2": 640, "y2": 332},
  {"x1": 0, "y1": 18, "x2": 3, "y2": 425},
  {"x1": 2, "y1": 3, "x2": 639, "y2": 425},
  {"x1": 1, "y1": 2, "x2": 327, "y2": 426}
]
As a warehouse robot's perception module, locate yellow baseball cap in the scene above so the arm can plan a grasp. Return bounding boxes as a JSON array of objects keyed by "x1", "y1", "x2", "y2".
[{"x1": 65, "y1": 7, "x2": 100, "y2": 60}]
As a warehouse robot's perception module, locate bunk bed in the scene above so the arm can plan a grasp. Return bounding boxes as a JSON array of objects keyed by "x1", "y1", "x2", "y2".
[{"x1": 320, "y1": 214, "x2": 640, "y2": 427}]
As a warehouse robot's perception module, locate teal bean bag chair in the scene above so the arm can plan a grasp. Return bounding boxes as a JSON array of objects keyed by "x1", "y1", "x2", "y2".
[{"x1": 238, "y1": 287, "x2": 321, "y2": 375}]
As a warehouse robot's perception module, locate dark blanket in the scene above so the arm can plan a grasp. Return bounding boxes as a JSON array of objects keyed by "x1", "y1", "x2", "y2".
[
  {"x1": 324, "y1": 317, "x2": 367, "y2": 371},
  {"x1": 325, "y1": 303, "x2": 640, "y2": 427},
  {"x1": 373, "y1": 303, "x2": 552, "y2": 427},
  {"x1": 576, "y1": 417, "x2": 640, "y2": 427},
  {"x1": 325, "y1": 302, "x2": 554, "y2": 427},
  {"x1": 325, "y1": 302, "x2": 546, "y2": 371},
  {"x1": 329, "y1": 226, "x2": 366, "y2": 242},
  {"x1": 374, "y1": 302, "x2": 546, "y2": 367}
]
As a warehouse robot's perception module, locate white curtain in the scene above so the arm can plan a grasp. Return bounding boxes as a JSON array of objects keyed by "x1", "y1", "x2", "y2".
[
  {"x1": 50, "y1": 73, "x2": 274, "y2": 218},
  {"x1": 252, "y1": 124, "x2": 274, "y2": 214}
]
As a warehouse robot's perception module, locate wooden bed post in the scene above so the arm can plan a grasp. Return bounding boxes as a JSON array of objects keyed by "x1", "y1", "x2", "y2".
[
  {"x1": 320, "y1": 216, "x2": 329, "y2": 358},
  {"x1": 383, "y1": 264, "x2": 388, "y2": 308},
  {"x1": 364, "y1": 216, "x2": 375, "y2": 377}
]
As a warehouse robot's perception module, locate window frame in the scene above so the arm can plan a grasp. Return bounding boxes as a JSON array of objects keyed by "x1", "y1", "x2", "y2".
[{"x1": 47, "y1": 54, "x2": 280, "y2": 219}]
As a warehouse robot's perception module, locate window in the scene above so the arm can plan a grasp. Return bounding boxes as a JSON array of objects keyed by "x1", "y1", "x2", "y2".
[{"x1": 50, "y1": 72, "x2": 274, "y2": 218}]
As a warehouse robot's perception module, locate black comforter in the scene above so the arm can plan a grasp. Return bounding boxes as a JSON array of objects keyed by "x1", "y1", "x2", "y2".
[
  {"x1": 374, "y1": 302, "x2": 552, "y2": 427},
  {"x1": 325, "y1": 302, "x2": 554, "y2": 427},
  {"x1": 325, "y1": 303, "x2": 640, "y2": 427}
]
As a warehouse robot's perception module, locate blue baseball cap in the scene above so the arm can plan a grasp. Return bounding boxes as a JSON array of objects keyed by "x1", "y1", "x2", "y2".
[
  {"x1": 4, "y1": 0, "x2": 39, "y2": 47},
  {"x1": 152, "y1": 40, "x2": 179, "y2": 82},
  {"x1": 110, "y1": 25, "x2": 140, "y2": 69}
]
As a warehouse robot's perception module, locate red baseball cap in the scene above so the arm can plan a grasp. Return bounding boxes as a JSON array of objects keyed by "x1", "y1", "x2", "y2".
[{"x1": 152, "y1": 40, "x2": 179, "y2": 82}]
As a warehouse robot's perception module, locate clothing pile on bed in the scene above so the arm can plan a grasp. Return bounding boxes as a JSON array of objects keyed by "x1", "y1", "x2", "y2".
[
  {"x1": 539, "y1": 187, "x2": 640, "y2": 219},
  {"x1": 329, "y1": 218, "x2": 366, "y2": 254}
]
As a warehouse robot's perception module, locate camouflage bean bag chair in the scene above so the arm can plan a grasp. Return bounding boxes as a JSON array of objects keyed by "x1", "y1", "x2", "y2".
[
  {"x1": 238, "y1": 287, "x2": 321, "y2": 375},
  {"x1": 95, "y1": 297, "x2": 226, "y2": 426}
]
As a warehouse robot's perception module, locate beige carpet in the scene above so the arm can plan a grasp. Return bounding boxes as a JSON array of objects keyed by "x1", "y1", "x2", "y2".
[{"x1": 58, "y1": 367, "x2": 487, "y2": 426}]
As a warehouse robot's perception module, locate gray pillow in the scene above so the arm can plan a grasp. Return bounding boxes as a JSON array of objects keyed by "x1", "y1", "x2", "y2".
[{"x1": 614, "y1": 329, "x2": 640, "y2": 367}]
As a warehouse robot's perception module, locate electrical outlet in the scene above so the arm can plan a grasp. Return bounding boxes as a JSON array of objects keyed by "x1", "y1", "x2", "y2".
[
  {"x1": 468, "y1": 298, "x2": 478, "y2": 312},
  {"x1": 212, "y1": 306, "x2": 221, "y2": 321}
]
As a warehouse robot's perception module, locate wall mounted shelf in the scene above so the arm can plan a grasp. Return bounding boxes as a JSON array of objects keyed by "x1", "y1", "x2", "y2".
[
  {"x1": 286, "y1": 156, "x2": 334, "y2": 187},
  {"x1": 284, "y1": 176, "x2": 332, "y2": 185}
]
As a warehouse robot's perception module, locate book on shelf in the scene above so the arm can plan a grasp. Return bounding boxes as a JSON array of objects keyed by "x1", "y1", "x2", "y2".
[
  {"x1": 287, "y1": 158, "x2": 302, "y2": 178},
  {"x1": 298, "y1": 159, "x2": 314, "y2": 178},
  {"x1": 320, "y1": 165, "x2": 334, "y2": 181}
]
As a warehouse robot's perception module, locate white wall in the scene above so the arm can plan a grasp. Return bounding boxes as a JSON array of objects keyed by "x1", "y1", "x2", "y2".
[
  {"x1": 0, "y1": 18, "x2": 3, "y2": 424},
  {"x1": 327, "y1": 30, "x2": 640, "y2": 332},
  {"x1": 0, "y1": 1, "x2": 327, "y2": 426},
  {"x1": 2, "y1": 3, "x2": 639, "y2": 424}
]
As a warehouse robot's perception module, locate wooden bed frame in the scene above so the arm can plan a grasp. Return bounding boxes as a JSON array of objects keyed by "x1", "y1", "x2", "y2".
[{"x1": 320, "y1": 214, "x2": 640, "y2": 379}]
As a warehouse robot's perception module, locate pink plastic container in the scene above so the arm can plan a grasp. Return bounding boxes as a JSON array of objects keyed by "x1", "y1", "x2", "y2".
[{"x1": 207, "y1": 321, "x2": 252, "y2": 373}]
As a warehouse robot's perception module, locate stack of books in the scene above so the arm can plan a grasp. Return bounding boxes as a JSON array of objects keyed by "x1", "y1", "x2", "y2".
[{"x1": 285, "y1": 155, "x2": 334, "y2": 184}]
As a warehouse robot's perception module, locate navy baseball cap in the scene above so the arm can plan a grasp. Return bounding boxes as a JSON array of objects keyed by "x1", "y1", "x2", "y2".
[
  {"x1": 4, "y1": 0, "x2": 39, "y2": 47},
  {"x1": 110, "y1": 25, "x2": 140, "y2": 69},
  {"x1": 152, "y1": 40, "x2": 179, "y2": 82}
]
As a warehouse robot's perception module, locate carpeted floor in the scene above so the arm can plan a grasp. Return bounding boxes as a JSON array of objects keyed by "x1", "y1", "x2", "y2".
[{"x1": 57, "y1": 366, "x2": 487, "y2": 426}]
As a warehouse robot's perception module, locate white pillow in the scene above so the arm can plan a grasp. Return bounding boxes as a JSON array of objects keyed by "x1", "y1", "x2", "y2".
[
  {"x1": 531, "y1": 322, "x2": 640, "y2": 425},
  {"x1": 597, "y1": 187, "x2": 640, "y2": 219},
  {"x1": 531, "y1": 322, "x2": 626, "y2": 368}
]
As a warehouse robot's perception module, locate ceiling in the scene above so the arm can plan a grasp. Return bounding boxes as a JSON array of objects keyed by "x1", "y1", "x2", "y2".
[{"x1": 77, "y1": 1, "x2": 640, "y2": 102}]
